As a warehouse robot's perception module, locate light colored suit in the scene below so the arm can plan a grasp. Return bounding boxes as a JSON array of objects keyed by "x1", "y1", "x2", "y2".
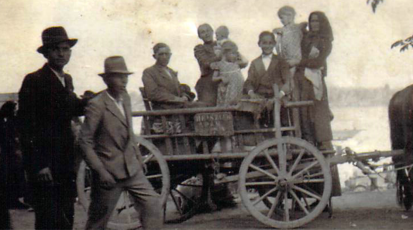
[
  {"x1": 80, "y1": 90, "x2": 142, "y2": 179},
  {"x1": 142, "y1": 64, "x2": 183, "y2": 110},
  {"x1": 79, "y1": 90, "x2": 162, "y2": 230}
]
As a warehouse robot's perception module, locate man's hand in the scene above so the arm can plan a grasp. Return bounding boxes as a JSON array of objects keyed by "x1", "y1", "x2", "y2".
[
  {"x1": 38, "y1": 167, "x2": 53, "y2": 183},
  {"x1": 98, "y1": 170, "x2": 116, "y2": 189},
  {"x1": 248, "y1": 90, "x2": 261, "y2": 99},
  {"x1": 286, "y1": 59, "x2": 300, "y2": 67}
]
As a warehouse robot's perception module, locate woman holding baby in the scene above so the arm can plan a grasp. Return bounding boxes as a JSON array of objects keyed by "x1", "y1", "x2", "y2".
[
  {"x1": 296, "y1": 11, "x2": 334, "y2": 151},
  {"x1": 294, "y1": 11, "x2": 341, "y2": 197}
]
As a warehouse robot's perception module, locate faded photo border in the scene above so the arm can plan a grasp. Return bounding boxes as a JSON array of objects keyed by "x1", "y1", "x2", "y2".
[{"x1": 2, "y1": 0, "x2": 413, "y2": 229}]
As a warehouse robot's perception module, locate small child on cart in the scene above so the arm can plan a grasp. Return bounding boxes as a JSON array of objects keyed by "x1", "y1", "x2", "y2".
[
  {"x1": 216, "y1": 26, "x2": 230, "y2": 47},
  {"x1": 213, "y1": 26, "x2": 230, "y2": 58},
  {"x1": 273, "y1": 6, "x2": 306, "y2": 71},
  {"x1": 211, "y1": 40, "x2": 248, "y2": 107}
]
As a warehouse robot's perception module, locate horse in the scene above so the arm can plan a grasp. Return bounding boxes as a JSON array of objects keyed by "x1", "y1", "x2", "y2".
[{"x1": 388, "y1": 85, "x2": 413, "y2": 210}]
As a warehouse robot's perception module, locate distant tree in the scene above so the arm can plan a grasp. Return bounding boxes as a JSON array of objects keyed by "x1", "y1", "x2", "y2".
[{"x1": 367, "y1": 0, "x2": 413, "y2": 52}]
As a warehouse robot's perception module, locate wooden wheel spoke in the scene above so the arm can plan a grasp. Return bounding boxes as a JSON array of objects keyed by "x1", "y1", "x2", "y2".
[
  {"x1": 292, "y1": 161, "x2": 319, "y2": 180},
  {"x1": 289, "y1": 190, "x2": 309, "y2": 214},
  {"x1": 249, "y1": 164, "x2": 278, "y2": 181},
  {"x1": 252, "y1": 187, "x2": 278, "y2": 206},
  {"x1": 143, "y1": 153, "x2": 154, "y2": 164},
  {"x1": 146, "y1": 174, "x2": 163, "y2": 179},
  {"x1": 292, "y1": 178, "x2": 325, "y2": 184},
  {"x1": 288, "y1": 149, "x2": 305, "y2": 177},
  {"x1": 264, "y1": 150, "x2": 280, "y2": 175},
  {"x1": 302, "y1": 192, "x2": 310, "y2": 210},
  {"x1": 303, "y1": 171, "x2": 324, "y2": 179},
  {"x1": 284, "y1": 191, "x2": 289, "y2": 222},
  {"x1": 292, "y1": 185, "x2": 321, "y2": 200},
  {"x1": 246, "y1": 181, "x2": 276, "y2": 186},
  {"x1": 267, "y1": 191, "x2": 281, "y2": 218}
]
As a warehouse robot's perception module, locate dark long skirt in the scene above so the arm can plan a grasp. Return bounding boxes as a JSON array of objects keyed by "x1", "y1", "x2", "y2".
[
  {"x1": 297, "y1": 71, "x2": 340, "y2": 196},
  {"x1": 195, "y1": 75, "x2": 218, "y2": 107},
  {"x1": 298, "y1": 73, "x2": 333, "y2": 143}
]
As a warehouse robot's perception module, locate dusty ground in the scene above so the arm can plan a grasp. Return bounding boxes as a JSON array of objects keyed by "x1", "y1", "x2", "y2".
[{"x1": 9, "y1": 189, "x2": 413, "y2": 229}]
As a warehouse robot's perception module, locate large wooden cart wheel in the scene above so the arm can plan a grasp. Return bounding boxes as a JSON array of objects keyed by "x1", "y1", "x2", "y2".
[
  {"x1": 239, "y1": 137, "x2": 332, "y2": 229},
  {"x1": 76, "y1": 136, "x2": 170, "y2": 229}
]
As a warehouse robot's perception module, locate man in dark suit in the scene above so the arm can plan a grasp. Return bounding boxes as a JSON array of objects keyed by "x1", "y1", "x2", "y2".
[
  {"x1": 18, "y1": 26, "x2": 87, "y2": 229},
  {"x1": 194, "y1": 24, "x2": 222, "y2": 107},
  {"x1": 80, "y1": 56, "x2": 163, "y2": 230},
  {"x1": 142, "y1": 43, "x2": 194, "y2": 110},
  {"x1": 243, "y1": 31, "x2": 292, "y2": 99},
  {"x1": 242, "y1": 31, "x2": 294, "y2": 131}
]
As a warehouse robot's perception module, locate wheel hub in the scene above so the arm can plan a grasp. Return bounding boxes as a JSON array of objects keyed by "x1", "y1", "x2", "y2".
[{"x1": 277, "y1": 178, "x2": 291, "y2": 191}]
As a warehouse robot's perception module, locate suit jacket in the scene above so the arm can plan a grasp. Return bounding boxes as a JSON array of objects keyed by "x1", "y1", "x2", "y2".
[
  {"x1": 142, "y1": 64, "x2": 184, "y2": 110},
  {"x1": 79, "y1": 91, "x2": 143, "y2": 180},
  {"x1": 18, "y1": 64, "x2": 85, "y2": 176},
  {"x1": 243, "y1": 54, "x2": 291, "y2": 98}
]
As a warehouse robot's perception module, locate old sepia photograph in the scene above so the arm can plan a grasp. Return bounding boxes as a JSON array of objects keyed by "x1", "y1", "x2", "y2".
[{"x1": 1, "y1": 0, "x2": 413, "y2": 229}]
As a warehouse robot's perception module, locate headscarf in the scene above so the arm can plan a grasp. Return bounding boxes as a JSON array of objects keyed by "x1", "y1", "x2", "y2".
[{"x1": 308, "y1": 11, "x2": 334, "y2": 42}]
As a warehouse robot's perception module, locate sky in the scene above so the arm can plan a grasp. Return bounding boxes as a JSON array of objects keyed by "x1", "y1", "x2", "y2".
[{"x1": 1, "y1": 0, "x2": 413, "y2": 96}]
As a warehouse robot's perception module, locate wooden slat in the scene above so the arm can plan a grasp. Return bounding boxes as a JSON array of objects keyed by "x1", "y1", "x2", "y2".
[
  {"x1": 179, "y1": 114, "x2": 191, "y2": 155},
  {"x1": 142, "y1": 116, "x2": 151, "y2": 135},
  {"x1": 161, "y1": 116, "x2": 173, "y2": 155}
]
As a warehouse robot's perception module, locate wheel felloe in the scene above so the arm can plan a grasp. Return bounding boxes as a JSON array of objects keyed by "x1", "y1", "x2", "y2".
[{"x1": 239, "y1": 137, "x2": 332, "y2": 229}]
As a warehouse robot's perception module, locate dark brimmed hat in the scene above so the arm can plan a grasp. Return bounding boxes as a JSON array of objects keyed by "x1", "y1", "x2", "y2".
[
  {"x1": 99, "y1": 56, "x2": 134, "y2": 77},
  {"x1": 37, "y1": 26, "x2": 78, "y2": 54}
]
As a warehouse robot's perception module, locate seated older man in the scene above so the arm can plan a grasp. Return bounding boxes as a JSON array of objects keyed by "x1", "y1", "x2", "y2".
[{"x1": 142, "y1": 43, "x2": 194, "y2": 110}]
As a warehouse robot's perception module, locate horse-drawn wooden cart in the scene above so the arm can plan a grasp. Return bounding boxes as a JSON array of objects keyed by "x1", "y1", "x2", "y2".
[{"x1": 76, "y1": 85, "x2": 407, "y2": 229}]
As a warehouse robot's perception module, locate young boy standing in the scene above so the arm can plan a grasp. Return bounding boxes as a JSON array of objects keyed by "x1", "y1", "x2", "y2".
[{"x1": 243, "y1": 31, "x2": 291, "y2": 99}]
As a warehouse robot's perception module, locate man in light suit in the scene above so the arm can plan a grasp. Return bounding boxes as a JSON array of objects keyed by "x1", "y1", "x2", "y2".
[
  {"x1": 79, "y1": 56, "x2": 163, "y2": 230},
  {"x1": 142, "y1": 43, "x2": 194, "y2": 110}
]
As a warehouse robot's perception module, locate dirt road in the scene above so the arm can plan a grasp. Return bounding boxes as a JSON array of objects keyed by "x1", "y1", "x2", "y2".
[{"x1": 9, "y1": 189, "x2": 413, "y2": 229}]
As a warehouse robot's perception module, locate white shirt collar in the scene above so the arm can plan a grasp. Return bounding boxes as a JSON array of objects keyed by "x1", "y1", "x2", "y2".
[
  {"x1": 49, "y1": 66, "x2": 66, "y2": 87},
  {"x1": 106, "y1": 91, "x2": 126, "y2": 118},
  {"x1": 262, "y1": 53, "x2": 273, "y2": 59}
]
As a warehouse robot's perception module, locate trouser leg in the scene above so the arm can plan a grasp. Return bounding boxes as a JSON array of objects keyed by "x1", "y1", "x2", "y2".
[
  {"x1": 86, "y1": 176, "x2": 123, "y2": 230},
  {"x1": 32, "y1": 180, "x2": 75, "y2": 230},
  {"x1": 126, "y1": 169, "x2": 163, "y2": 230}
]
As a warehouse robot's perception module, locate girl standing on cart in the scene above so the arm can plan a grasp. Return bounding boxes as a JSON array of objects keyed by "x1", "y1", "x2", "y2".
[{"x1": 211, "y1": 40, "x2": 247, "y2": 107}]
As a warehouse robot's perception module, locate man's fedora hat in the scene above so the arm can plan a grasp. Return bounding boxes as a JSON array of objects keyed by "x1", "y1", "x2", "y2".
[
  {"x1": 99, "y1": 56, "x2": 134, "y2": 77},
  {"x1": 37, "y1": 26, "x2": 78, "y2": 54}
]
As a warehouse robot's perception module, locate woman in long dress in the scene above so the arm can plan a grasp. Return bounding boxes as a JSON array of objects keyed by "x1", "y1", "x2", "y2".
[
  {"x1": 297, "y1": 11, "x2": 341, "y2": 197},
  {"x1": 297, "y1": 11, "x2": 334, "y2": 150}
]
